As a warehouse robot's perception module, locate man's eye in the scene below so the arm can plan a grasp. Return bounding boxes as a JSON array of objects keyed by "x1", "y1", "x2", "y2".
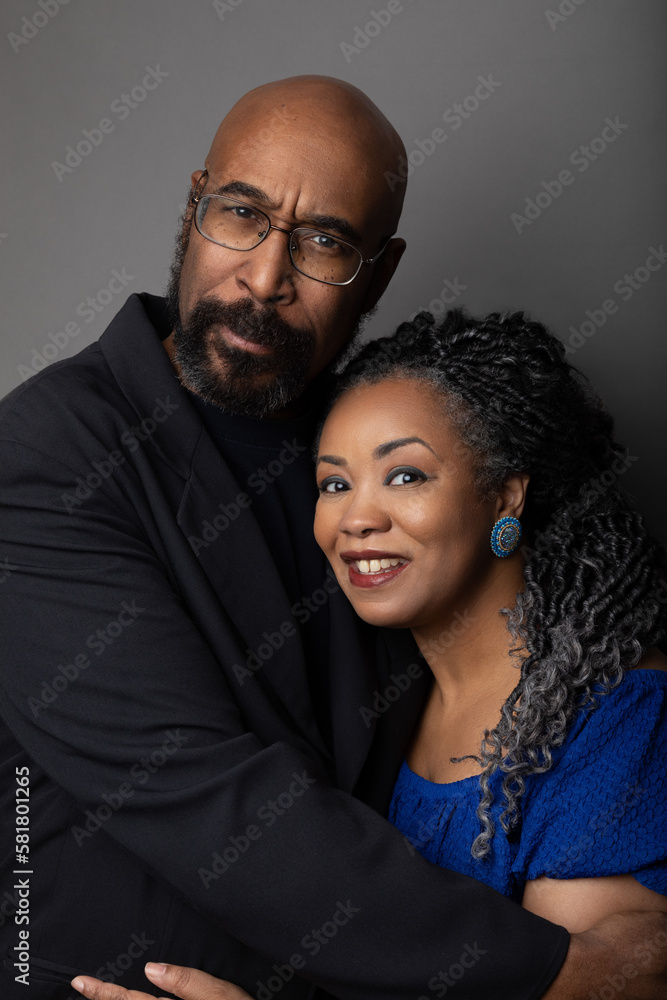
[
  {"x1": 228, "y1": 205, "x2": 258, "y2": 221},
  {"x1": 386, "y1": 468, "x2": 427, "y2": 486},
  {"x1": 318, "y1": 478, "x2": 349, "y2": 495},
  {"x1": 309, "y1": 233, "x2": 345, "y2": 254}
]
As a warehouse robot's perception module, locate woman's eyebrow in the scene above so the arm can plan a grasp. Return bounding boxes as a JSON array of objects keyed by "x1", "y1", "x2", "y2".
[
  {"x1": 317, "y1": 438, "x2": 440, "y2": 467},
  {"x1": 373, "y1": 437, "x2": 440, "y2": 460}
]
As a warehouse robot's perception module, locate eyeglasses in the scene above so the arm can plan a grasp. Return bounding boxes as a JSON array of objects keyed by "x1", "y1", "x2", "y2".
[{"x1": 190, "y1": 171, "x2": 390, "y2": 286}]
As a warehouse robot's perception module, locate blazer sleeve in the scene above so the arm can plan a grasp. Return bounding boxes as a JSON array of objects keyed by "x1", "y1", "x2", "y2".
[{"x1": 0, "y1": 436, "x2": 568, "y2": 1000}]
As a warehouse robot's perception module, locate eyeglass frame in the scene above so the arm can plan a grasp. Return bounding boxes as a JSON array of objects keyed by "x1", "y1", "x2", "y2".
[{"x1": 189, "y1": 170, "x2": 392, "y2": 287}]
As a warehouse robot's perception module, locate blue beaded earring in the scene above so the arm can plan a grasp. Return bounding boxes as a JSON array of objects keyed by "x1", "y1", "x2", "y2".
[{"x1": 490, "y1": 516, "x2": 522, "y2": 558}]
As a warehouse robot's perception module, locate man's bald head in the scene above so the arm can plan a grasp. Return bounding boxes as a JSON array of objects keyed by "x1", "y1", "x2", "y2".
[{"x1": 205, "y1": 75, "x2": 407, "y2": 233}]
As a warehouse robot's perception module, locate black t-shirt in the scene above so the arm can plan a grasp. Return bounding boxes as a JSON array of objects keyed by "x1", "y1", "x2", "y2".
[{"x1": 188, "y1": 390, "x2": 334, "y2": 752}]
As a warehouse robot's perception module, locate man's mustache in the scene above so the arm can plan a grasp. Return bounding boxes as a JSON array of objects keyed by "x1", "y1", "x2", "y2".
[{"x1": 185, "y1": 298, "x2": 311, "y2": 353}]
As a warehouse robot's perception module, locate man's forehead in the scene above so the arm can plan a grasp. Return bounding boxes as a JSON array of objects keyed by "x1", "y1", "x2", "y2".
[{"x1": 204, "y1": 151, "x2": 387, "y2": 235}]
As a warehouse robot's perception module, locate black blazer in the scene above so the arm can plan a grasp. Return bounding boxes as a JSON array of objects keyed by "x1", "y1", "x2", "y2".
[{"x1": 0, "y1": 294, "x2": 568, "y2": 999}]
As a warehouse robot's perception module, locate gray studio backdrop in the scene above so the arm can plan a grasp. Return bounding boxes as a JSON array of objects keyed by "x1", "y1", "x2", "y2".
[{"x1": 2, "y1": 0, "x2": 666, "y2": 541}]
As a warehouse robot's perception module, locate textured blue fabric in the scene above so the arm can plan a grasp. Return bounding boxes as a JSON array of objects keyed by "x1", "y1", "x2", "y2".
[{"x1": 388, "y1": 669, "x2": 667, "y2": 900}]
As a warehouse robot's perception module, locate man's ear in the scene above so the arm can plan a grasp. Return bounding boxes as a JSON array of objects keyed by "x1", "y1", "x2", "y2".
[
  {"x1": 190, "y1": 168, "x2": 206, "y2": 191},
  {"x1": 360, "y1": 237, "x2": 406, "y2": 314},
  {"x1": 495, "y1": 474, "x2": 530, "y2": 521}
]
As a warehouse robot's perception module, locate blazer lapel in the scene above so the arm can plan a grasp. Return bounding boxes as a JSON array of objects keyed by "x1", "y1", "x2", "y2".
[
  {"x1": 352, "y1": 628, "x2": 431, "y2": 813},
  {"x1": 326, "y1": 584, "x2": 380, "y2": 793},
  {"x1": 178, "y1": 428, "x2": 329, "y2": 757}
]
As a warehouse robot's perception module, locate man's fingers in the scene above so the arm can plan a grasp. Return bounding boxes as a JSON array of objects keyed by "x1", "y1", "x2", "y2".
[
  {"x1": 70, "y1": 977, "x2": 153, "y2": 1000},
  {"x1": 70, "y1": 966, "x2": 254, "y2": 1000},
  {"x1": 144, "y1": 963, "x2": 255, "y2": 1000}
]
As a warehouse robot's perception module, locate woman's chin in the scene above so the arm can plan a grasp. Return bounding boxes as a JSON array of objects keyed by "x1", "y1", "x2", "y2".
[{"x1": 349, "y1": 600, "x2": 415, "y2": 630}]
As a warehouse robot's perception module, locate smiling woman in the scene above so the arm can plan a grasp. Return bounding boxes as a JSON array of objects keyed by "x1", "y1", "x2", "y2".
[{"x1": 314, "y1": 307, "x2": 667, "y2": 932}]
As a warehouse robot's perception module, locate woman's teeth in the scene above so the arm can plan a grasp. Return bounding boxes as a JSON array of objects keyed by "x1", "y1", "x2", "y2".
[{"x1": 355, "y1": 558, "x2": 405, "y2": 574}]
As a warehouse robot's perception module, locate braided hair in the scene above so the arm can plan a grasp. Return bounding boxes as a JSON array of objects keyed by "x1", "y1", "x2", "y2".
[{"x1": 324, "y1": 308, "x2": 666, "y2": 858}]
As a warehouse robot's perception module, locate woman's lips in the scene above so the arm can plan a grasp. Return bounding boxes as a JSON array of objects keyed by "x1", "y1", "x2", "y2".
[
  {"x1": 340, "y1": 553, "x2": 411, "y2": 590},
  {"x1": 348, "y1": 560, "x2": 410, "y2": 588}
]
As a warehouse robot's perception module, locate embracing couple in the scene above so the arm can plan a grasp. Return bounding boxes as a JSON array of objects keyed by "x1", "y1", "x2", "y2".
[{"x1": 0, "y1": 76, "x2": 665, "y2": 1000}]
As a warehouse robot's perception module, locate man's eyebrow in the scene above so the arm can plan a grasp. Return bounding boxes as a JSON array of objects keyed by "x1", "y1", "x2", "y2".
[
  {"x1": 373, "y1": 437, "x2": 440, "y2": 460},
  {"x1": 302, "y1": 214, "x2": 360, "y2": 244},
  {"x1": 210, "y1": 181, "x2": 360, "y2": 243},
  {"x1": 211, "y1": 180, "x2": 278, "y2": 206}
]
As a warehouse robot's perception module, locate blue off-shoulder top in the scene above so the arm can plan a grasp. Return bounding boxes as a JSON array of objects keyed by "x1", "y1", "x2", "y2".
[{"x1": 388, "y1": 669, "x2": 667, "y2": 900}]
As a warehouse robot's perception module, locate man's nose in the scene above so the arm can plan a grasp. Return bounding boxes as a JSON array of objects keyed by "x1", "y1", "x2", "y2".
[
  {"x1": 236, "y1": 227, "x2": 297, "y2": 306},
  {"x1": 337, "y1": 488, "x2": 392, "y2": 537}
]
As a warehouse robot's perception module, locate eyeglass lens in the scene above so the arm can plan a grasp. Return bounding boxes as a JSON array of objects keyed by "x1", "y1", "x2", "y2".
[{"x1": 196, "y1": 195, "x2": 362, "y2": 284}]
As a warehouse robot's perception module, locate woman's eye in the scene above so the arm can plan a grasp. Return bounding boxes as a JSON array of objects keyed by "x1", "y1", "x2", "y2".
[
  {"x1": 318, "y1": 478, "x2": 349, "y2": 495},
  {"x1": 386, "y1": 467, "x2": 427, "y2": 487}
]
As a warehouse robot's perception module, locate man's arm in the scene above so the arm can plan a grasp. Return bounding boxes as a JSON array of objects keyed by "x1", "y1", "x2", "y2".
[
  {"x1": 0, "y1": 438, "x2": 567, "y2": 1000},
  {"x1": 64, "y1": 913, "x2": 667, "y2": 1000},
  {"x1": 67, "y1": 910, "x2": 667, "y2": 1000},
  {"x1": 544, "y1": 910, "x2": 667, "y2": 999}
]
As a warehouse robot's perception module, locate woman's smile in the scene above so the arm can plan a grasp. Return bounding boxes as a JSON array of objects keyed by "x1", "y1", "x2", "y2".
[{"x1": 340, "y1": 548, "x2": 411, "y2": 588}]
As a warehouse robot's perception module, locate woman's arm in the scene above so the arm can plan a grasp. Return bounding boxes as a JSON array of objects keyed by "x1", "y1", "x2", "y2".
[{"x1": 523, "y1": 874, "x2": 667, "y2": 933}]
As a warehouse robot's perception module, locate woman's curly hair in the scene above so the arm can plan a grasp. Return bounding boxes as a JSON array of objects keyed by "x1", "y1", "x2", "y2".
[{"x1": 325, "y1": 308, "x2": 667, "y2": 859}]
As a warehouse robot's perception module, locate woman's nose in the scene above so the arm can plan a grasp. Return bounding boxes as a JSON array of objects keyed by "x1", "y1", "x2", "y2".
[{"x1": 337, "y1": 488, "x2": 392, "y2": 537}]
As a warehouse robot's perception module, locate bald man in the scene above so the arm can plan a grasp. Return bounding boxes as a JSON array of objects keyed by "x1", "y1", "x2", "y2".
[{"x1": 0, "y1": 77, "x2": 663, "y2": 1000}]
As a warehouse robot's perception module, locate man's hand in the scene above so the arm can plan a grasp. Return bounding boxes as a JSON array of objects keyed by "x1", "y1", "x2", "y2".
[
  {"x1": 543, "y1": 910, "x2": 667, "y2": 999},
  {"x1": 71, "y1": 963, "x2": 254, "y2": 1000}
]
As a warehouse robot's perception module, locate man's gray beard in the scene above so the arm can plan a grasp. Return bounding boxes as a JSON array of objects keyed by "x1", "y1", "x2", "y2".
[{"x1": 164, "y1": 202, "x2": 366, "y2": 418}]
